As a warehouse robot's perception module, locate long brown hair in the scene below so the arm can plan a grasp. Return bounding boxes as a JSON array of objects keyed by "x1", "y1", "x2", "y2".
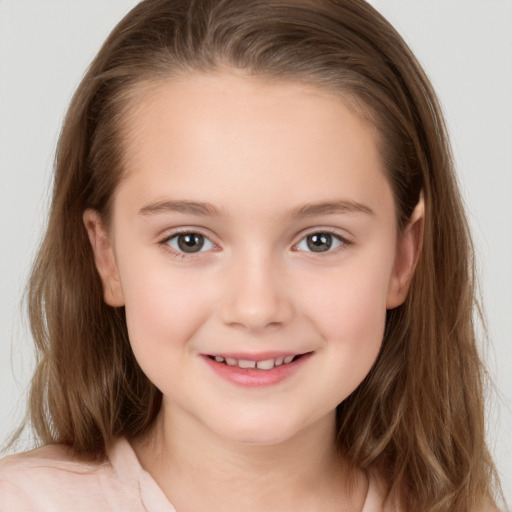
[{"x1": 21, "y1": 0, "x2": 500, "y2": 510}]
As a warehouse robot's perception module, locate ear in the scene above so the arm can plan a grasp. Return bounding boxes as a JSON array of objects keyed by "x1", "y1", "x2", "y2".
[
  {"x1": 386, "y1": 194, "x2": 424, "y2": 309},
  {"x1": 83, "y1": 209, "x2": 125, "y2": 307}
]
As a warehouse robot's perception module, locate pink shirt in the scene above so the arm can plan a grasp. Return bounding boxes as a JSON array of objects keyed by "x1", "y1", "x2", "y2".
[{"x1": 0, "y1": 438, "x2": 385, "y2": 511}]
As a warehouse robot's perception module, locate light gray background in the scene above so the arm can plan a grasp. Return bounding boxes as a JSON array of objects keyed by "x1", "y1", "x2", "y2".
[{"x1": 1, "y1": 0, "x2": 511, "y2": 503}]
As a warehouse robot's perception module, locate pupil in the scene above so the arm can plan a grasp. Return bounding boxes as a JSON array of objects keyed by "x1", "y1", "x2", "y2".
[
  {"x1": 178, "y1": 233, "x2": 204, "y2": 253},
  {"x1": 307, "y1": 233, "x2": 332, "y2": 252}
]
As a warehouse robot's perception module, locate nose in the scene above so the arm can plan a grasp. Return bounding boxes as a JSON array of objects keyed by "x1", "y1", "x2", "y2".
[{"x1": 219, "y1": 252, "x2": 294, "y2": 333}]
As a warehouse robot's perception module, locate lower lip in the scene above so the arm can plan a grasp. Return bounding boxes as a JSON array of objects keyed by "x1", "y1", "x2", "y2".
[{"x1": 203, "y1": 354, "x2": 312, "y2": 388}]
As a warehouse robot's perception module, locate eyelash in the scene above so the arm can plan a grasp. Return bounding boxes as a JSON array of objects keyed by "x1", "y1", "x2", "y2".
[
  {"x1": 158, "y1": 228, "x2": 351, "y2": 259},
  {"x1": 293, "y1": 230, "x2": 351, "y2": 256},
  {"x1": 158, "y1": 229, "x2": 217, "y2": 259}
]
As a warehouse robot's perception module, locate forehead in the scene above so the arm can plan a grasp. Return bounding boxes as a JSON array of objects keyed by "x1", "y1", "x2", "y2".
[{"x1": 115, "y1": 71, "x2": 392, "y2": 218}]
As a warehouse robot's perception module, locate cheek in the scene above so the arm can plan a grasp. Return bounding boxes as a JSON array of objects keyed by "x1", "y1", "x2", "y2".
[
  {"x1": 119, "y1": 266, "x2": 218, "y2": 400},
  {"x1": 117, "y1": 257, "x2": 213, "y2": 359},
  {"x1": 326, "y1": 272, "x2": 387, "y2": 339},
  {"x1": 304, "y1": 253, "x2": 392, "y2": 334},
  {"x1": 298, "y1": 254, "x2": 393, "y2": 396},
  {"x1": 327, "y1": 277, "x2": 386, "y2": 360}
]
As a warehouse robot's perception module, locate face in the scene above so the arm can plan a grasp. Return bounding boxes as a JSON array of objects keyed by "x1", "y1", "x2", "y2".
[{"x1": 85, "y1": 72, "x2": 422, "y2": 447}]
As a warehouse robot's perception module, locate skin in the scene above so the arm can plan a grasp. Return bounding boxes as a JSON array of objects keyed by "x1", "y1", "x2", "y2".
[{"x1": 84, "y1": 71, "x2": 423, "y2": 512}]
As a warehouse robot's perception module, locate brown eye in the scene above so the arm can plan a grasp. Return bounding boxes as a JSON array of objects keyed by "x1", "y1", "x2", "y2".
[
  {"x1": 296, "y1": 232, "x2": 344, "y2": 253},
  {"x1": 179, "y1": 233, "x2": 204, "y2": 252},
  {"x1": 165, "y1": 232, "x2": 214, "y2": 254},
  {"x1": 307, "y1": 233, "x2": 332, "y2": 252}
]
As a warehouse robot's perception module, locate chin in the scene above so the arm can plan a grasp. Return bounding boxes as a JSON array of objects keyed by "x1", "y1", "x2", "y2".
[{"x1": 210, "y1": 412, "x2": 319, "y2": 447}]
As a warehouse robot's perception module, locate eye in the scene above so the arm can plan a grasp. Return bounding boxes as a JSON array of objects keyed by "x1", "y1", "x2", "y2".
[
  {"x1": 295, "y1": 232, "x2": 344, "y2": 253},
  {"x1": 165, "y1": 232, "x2": 215, "y2": 253}
]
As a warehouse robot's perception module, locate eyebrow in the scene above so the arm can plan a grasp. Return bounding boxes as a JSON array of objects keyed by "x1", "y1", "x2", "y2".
[
  {"x1": 293, "y1": 200, "x2": 374, "y2": 217},
  {"x1": 139, "y1": 200, "x2": 221, "y2": 217}
]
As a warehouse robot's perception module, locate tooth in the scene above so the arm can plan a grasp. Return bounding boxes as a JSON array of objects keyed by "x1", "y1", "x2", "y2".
[
  {"x1": 225, "y1": 357, "x2": 237, "y2": 366},
  {"x1": 215, "y1": 356, "x2": 225, "y2": 363},
  {"x1": 283, "y1": 355, "x2": 294, "y2": 364},
  {"x1": 257, "y1": 359, "x2": 275, "y2": 370},
  {"x1": 238, "y1": 359, "x2": 256, "y2": 369},
  {"x1": 274, "y1": 357, "x2": 284, "y2": 366}
]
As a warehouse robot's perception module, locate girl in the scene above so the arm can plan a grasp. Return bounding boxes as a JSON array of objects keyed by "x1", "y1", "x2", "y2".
[{"x1": 0, "y1": 0, "x2": 504, "y2": 510}]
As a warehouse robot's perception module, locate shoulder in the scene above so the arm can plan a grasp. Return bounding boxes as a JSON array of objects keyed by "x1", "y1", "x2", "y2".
[
  {"x1": 0, "y1": 444, "x2": 113, "y2": 511},
  {"x1": 0, "y1": 443, "x2": 104, "y2": 475},
  {"x1": 363, "y1": 471, "x2": 504, "y2": 512}
]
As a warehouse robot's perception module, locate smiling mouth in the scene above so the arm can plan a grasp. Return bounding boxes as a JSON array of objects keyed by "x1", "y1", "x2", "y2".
[{"x1": 206, "y1": 353, "x2": 309, "y2": 371}]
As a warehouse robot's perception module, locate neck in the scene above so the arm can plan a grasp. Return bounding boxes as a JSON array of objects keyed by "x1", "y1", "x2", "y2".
[{"x1": 132, "y1": 405, "x2": 367, "y2": 512}]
